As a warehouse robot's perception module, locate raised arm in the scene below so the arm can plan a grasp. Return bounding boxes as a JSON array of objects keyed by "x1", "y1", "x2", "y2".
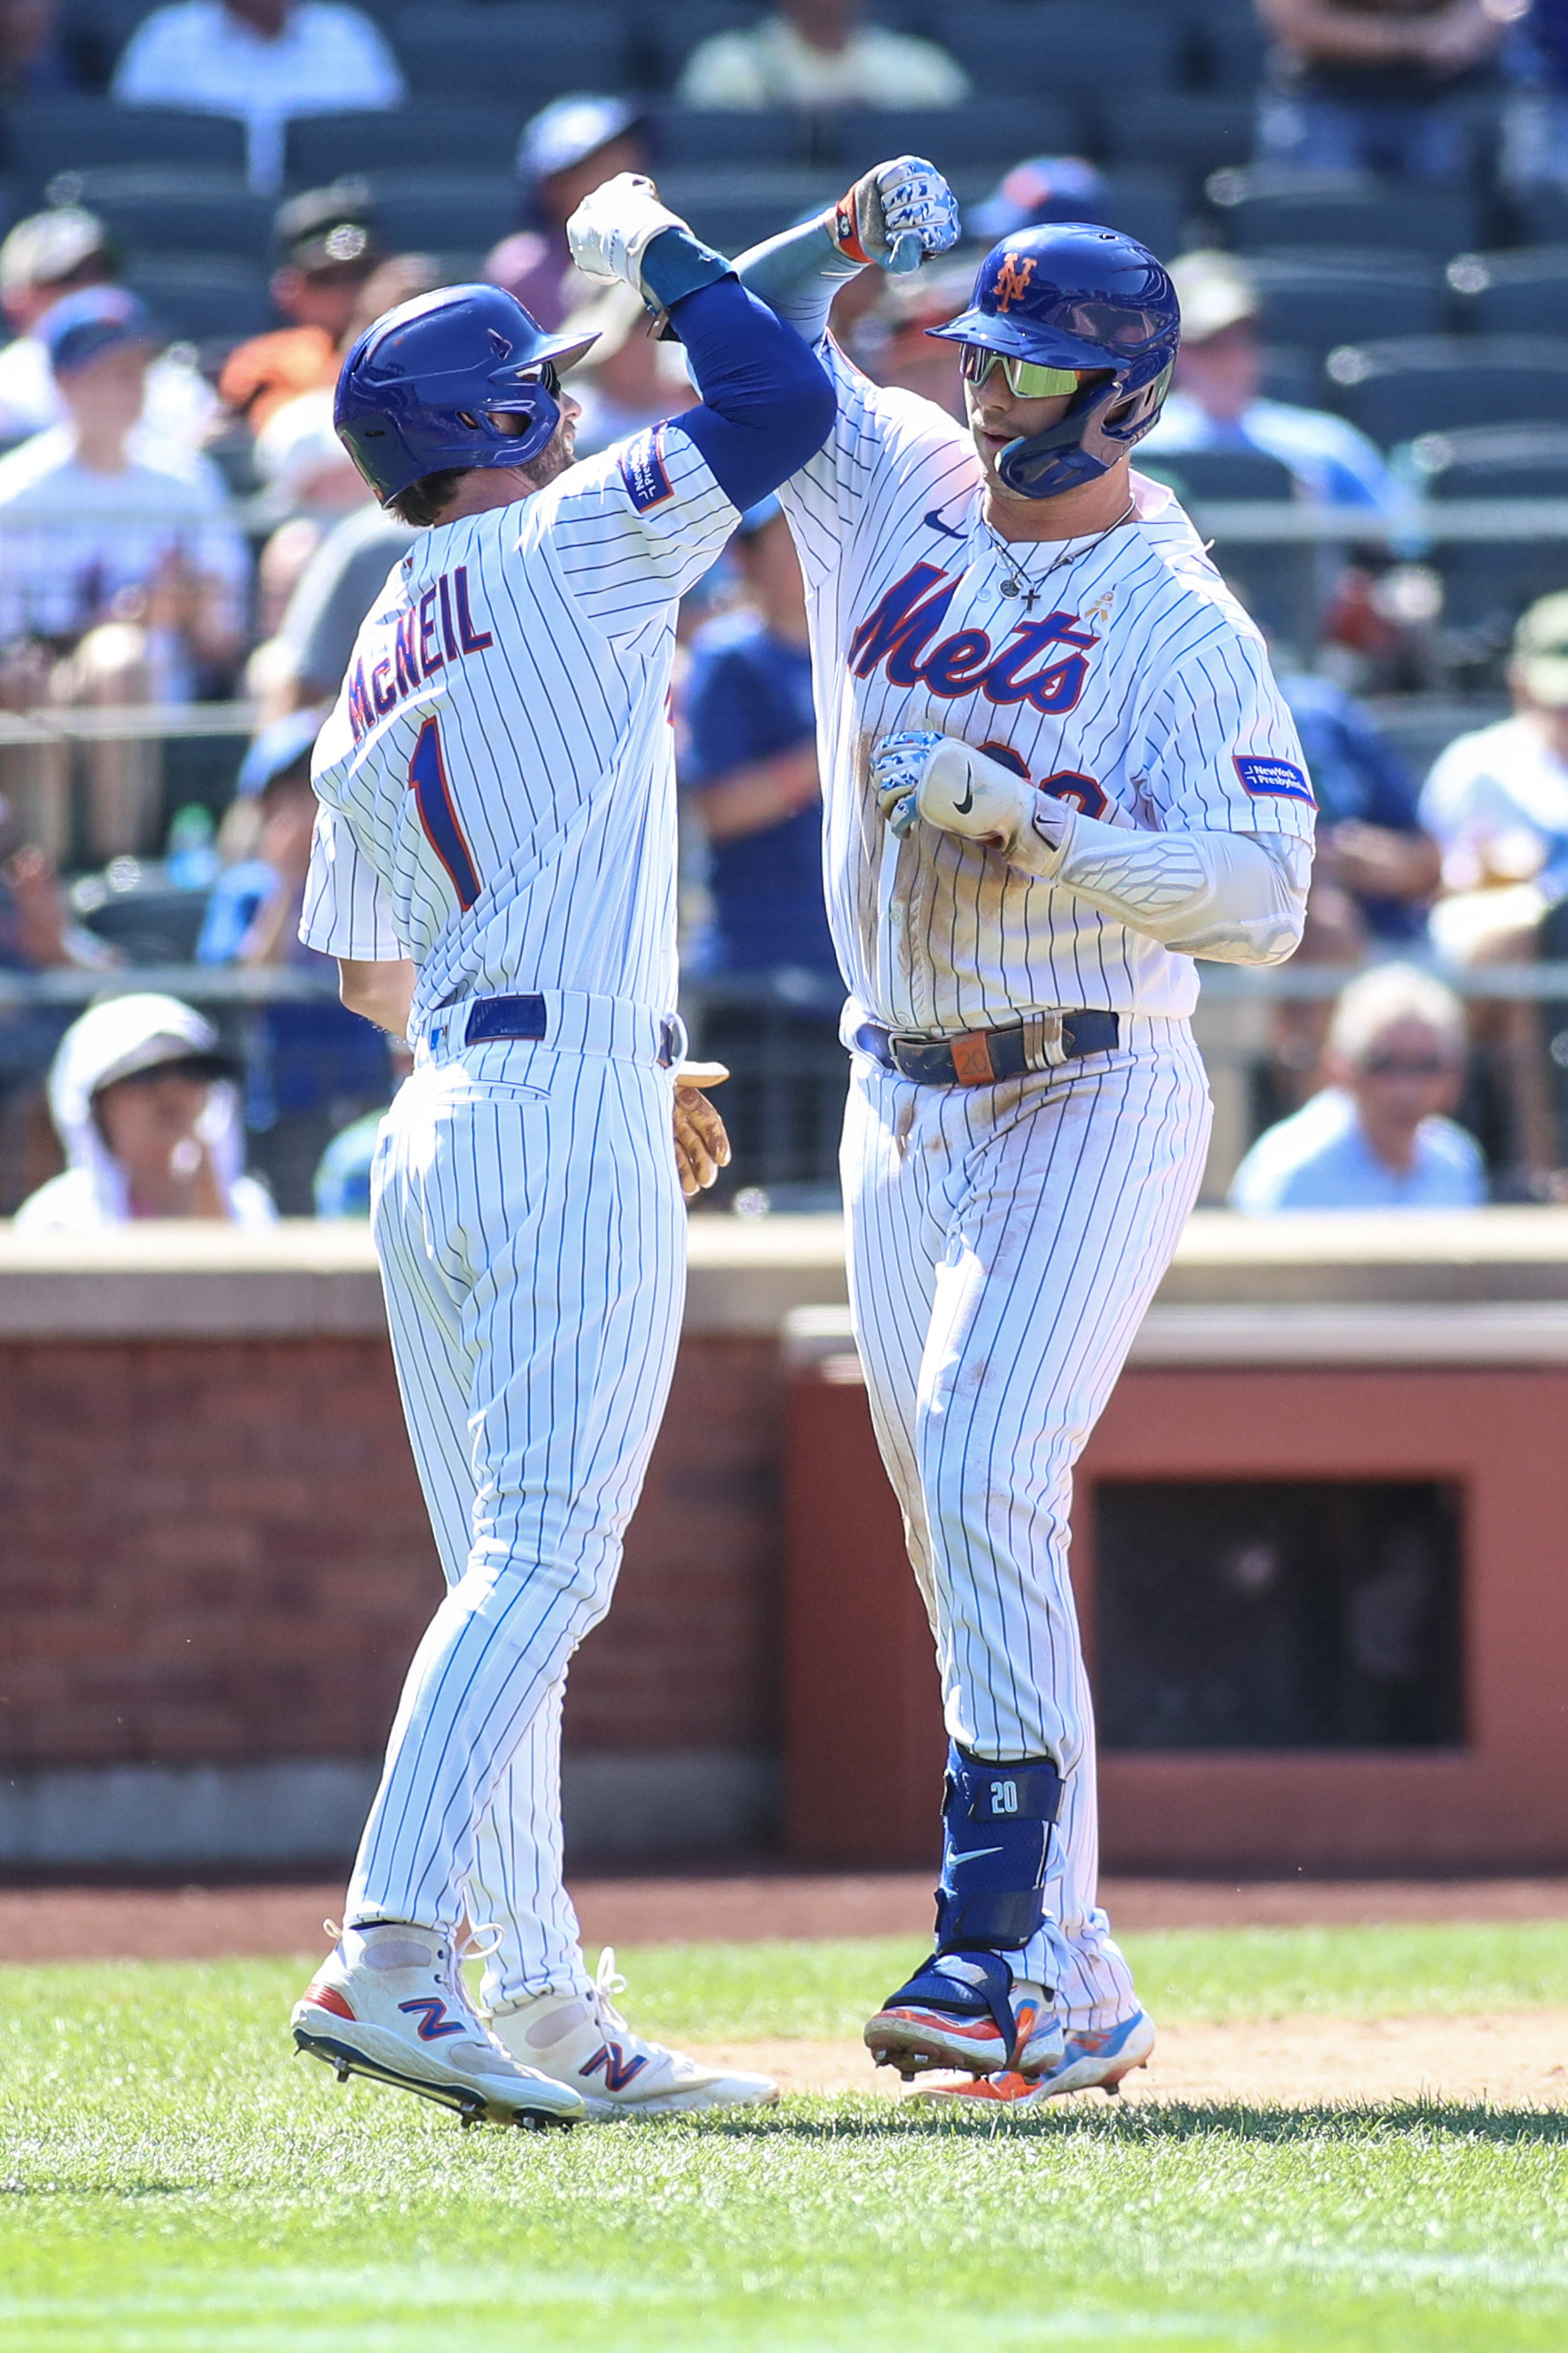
[
  {"x1": 568, "y1": 176, "x2": 837, "y2": 510},
  {"x1": 732, "y1": 158, "x2": 961, "y2": 348}
]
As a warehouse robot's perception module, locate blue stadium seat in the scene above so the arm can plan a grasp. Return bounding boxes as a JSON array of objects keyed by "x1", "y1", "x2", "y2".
[
  {"x1": 1209, "y1": 168, "x2": 1481, "y2": 261},
  {"x1": 362, "y1": 173, "x2": 517, "y2": 259},
  {"x1": 1102, "y1": 94, "x2": 1254, "y2": 192},
  {"x1": 1082, "y1": 169, "x2": 1183, "y2": 260},
  {"x1": 653, "y1": 165, "x2": 840, "y2": 257},
  {"x1": 1324, "y1": 335, "x2": 1568, "y2": 446},
  {"x1": 1249, "y1": 253, "x2": 1447, "y2": 357},
  {"x1": 386, "y1": 7, "x2": 631, "y2": 110},
  {"x1": 646, "y1": 4, "x2": 774, "y2": 95},
  {"x1": 1447, "y1": 246, "x2": 1568, "y2": 336},
  {"x1": 940, "y1": 6, "x2": 1184, "y2": 108},
  {"x1": 1412, "y1": 422, "x2": 1568, "y2": 636},
  {"x1": 650, "y1": 107, "x2": 808, "y2": 168},
  {"x1": 827, "y1": 99, "x2": 1084, "y2": 183},
  {"x1": 122, "y1": 252, "x2": 273, "y2": 343},
  {"x1": 40, "y1": 167, "x2": 273, "y2": 262},
  {"x1": 1179, "y1": 0, "x2": 1268, "y2": 95},
  {"x1": 3, "y1": 99, "x2": 248, "y2": 201},
  {"x1": 283, "y1": 106, "x2": 524, "y2": 186}
]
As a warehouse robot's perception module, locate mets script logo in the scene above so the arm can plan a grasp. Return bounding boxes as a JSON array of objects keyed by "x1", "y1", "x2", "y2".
[
  {"x1": 993, "y1": 253, "x2": 1036, "y2": 310},
  {"x1": 847, "y1": 563, "x2": 1099, "y2": 717}
]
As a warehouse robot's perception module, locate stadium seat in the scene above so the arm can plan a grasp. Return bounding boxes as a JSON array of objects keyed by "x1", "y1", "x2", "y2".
[
  {"x1": 386, "y1": 8, "x2": 631, "y2": 111},
  {"x1": 3, "y1": 100, "x2": 248, "y2": 201},
  {"x1": 1410, "y1": 421, "x2": 1568, "y2": 635},
  {"x1": 1446, "y1": 246, "x2": 1568, "y2": 336},
  {"x1": 282, "y1": 107, "x2": 524, "y2": 186},
  {"x1": 653, "y1": 165, "x2": 840, "y2": 257},
  {"x1": 827, "y1": 99, "x2": 1084, "y2": 185},
  {"x1": 1324, "y1": 335, "x2": 1568, "y2": 446},
  {"x1": 644, "y1": 4, "x2": 775, "y2": 94},
  {"x1": 362, "y1": 173, "x2": 518, "y2": 259},
  {"x1": 1136, "y1": 446, "x2": 1324, "y2": 654},
  {"x1": 1101, "y1": 93, "x2": 1254, "y2": 193},
  {"x1": 650, "y1": 107, "x2": 808, "y2": 169},
  {"x1": 1249, "y1": 253, "x2": 1447, "y2": 358},
  {"x1": 1081, "y1": 169, "x2": 1183, "y2": 259},
  {"x1": 1509, "y1": 187, "x2": 1568, "y2": 249},
  {"x1": 940, "y1": 6, "x2": 1183, "y2": 107},
  {"x1": 1180, "y1": 0, "x2": 1269, "y2": 94},
  {"x1": 122, "y1": 253, "x2": 273, "y2": 343},
  {"x1": 40, "y1": 168, "x2": 273, "y2": 263},
  {"x1": 1209, "y1": 168, "x2": 1481, "y2": 261}
]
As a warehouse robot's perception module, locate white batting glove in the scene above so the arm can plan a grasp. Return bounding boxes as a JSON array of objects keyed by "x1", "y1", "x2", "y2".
[
  {"x1": 873, "y1": 729, "x2": 1069, "y2": 857},
  {"x1": 567, "y1": 172, "x2": 690, "y2": 296},
  {"x1": 831, "y1": 156, "x2": 960, "y2": 278}
]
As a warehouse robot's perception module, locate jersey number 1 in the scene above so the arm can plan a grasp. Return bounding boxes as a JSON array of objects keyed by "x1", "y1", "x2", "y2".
[{"x1": 408, "y1": 715, "x2": 481, "y2": 912}]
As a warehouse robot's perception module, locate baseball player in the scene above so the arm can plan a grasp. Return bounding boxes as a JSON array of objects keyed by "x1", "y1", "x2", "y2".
[
  {"x1": 288, "y1": 175, "x2": 838, "y2": 2127},
  {"x1": 737, "y1": 177, "x2": 1314, "y2": 2104}
]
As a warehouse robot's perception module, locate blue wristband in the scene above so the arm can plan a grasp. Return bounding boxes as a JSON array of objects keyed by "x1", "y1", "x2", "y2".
[{"x1": 640, "y1": 225, "x2": 732, "y2": 312}]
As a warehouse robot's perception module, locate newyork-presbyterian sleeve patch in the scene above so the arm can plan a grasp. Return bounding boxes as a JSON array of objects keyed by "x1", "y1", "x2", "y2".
[
  {"x1": 619, "y1": 424, "x2": 674, "y2": 513},
  {"x1": 1233, "y1": 754, "x2": 1315, "y2": 804}
]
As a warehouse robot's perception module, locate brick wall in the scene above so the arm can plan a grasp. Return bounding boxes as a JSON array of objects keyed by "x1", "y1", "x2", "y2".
[{"x1": 0, "y1": 1331, "x2": 784, "y2": 1774}]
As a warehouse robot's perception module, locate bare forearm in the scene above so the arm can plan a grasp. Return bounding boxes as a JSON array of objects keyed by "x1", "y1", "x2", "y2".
[
  {"x1": 1258, "y1": 0, "x2": 1475, "y2": 64},
  {"x1": 693, "y1": 744, "x2": 820, "y2": 841},
  {"x1": 338, "y1": 956, "x2": 416, "y2": 1039}
]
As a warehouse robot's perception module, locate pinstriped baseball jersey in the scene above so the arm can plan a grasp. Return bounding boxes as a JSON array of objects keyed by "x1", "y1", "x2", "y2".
[
  {"x1": 298, "y1": 425, "x2": 737, "y2": 1015},
  {"x1": 778, "y1": 342, "x2": 1314, "y2": 1032}
]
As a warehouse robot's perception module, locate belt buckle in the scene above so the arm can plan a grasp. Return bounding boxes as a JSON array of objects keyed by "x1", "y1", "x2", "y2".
[{"x1": 1021, "y1": 1011, "x2": 1068, "y2": 1070}]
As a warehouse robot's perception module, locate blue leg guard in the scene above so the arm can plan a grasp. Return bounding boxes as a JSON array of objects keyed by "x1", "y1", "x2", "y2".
[{"x1": 934, "y1": 1741, "x2": 1062, "y2": 1956}]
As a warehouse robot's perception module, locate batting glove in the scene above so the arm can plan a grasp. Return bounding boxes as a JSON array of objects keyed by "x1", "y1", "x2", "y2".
[
  {"x1": 567, "y1": 172, "x2": 691, "y2": 297},
  {"x1": 831, "y1": 156, "x2": 961, "y2": 278},
  {"x1": 872, "y1": 729, "x2": 1072, "y2": 857}
]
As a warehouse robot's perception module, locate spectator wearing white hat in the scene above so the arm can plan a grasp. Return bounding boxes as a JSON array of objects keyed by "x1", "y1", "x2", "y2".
[
  {"x1": 485, "y1": 94, "x2": 650, "y2": 334},
  {"x1": 678, "y1": 0, "x2": 969, "y2": 108},
  {"x1": 1230, "y1": 964, "x2": 1484, "y2": 1212},
  {"x1": 15, "y1": 991, "x2": 274, "y2": 1230},
  {"x1": 113, "y1": 0, "x2": 404, "y2": 192},
  {"x1": 0, "y1": 207, "x2": 217, "y2": 454},
  {"x1": 1143, "y1": 248, "x2": 1400, "y2": 514},
  {"x1": 560, "y1": 282, "x2": 697, "y2": 460}
]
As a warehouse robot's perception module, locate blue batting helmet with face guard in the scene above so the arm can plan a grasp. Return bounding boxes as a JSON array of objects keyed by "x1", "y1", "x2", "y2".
[
  {"x1": 931, "y1": 223, "x2": 1179, "y2": 501},
  {"x1": 334, "y1": 282, "x2": 597, "y2": 505}
]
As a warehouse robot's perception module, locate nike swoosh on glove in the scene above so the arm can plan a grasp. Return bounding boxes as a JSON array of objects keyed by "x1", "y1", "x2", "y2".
[{"x1": 872, "y1": 729, "x2": 1039, "y2": 848}]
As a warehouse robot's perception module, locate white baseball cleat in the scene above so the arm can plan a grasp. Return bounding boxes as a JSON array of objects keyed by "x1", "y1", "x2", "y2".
[
  {"x1": 913, "y1": 2009, "x2": 1157, "y2": 2108},
  {"x1": 291, "y1": 1921, "x2": 585, "y2": 2129},
  {"x1": 489, "y1": 1946, "x2": 780, "y2": 2121}
]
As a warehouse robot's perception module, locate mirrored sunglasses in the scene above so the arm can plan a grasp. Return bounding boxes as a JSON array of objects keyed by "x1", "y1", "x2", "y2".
[{"x1": 960, "y1": 347, "x2": 1082, "y2": 398}]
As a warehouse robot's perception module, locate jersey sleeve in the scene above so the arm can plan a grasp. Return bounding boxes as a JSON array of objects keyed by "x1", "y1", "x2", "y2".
[
  {"x1": 774, "y1": 337, "x2": 975, "y2": 588},
  {"x1": 299, "y1": 801, "x2": 405, "y2": 960},
  {"x1": 1139, "y1": 628, "x2": 1318, "y2": 841},
  {"x1": 543, "y1": 423, "x2": 740, "y2": 638}
]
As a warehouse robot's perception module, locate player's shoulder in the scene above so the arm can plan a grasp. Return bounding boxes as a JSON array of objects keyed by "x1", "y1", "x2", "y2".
[
  {"x1": 1125, "y1": 471, "x2": 1265, "y2": 642},
  {"x1": 823, "y1": 338, "x2": 970, "y2": 461}
]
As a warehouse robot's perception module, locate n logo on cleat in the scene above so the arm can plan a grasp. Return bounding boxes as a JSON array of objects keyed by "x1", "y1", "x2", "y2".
[
  {"x1": 579, "y1": 2040, "x2": 650, "y2": 2093},
  {"x1": 398, "y1": 1997, "x2": 465, "y2": 2041}
]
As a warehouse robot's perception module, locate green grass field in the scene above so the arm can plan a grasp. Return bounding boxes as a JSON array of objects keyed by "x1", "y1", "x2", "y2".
[{"x1": 4, "y1": 1925, "x2": 1567, "y2": 2353}]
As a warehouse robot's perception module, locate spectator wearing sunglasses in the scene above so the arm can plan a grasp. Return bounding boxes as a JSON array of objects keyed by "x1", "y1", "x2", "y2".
[{"x1": 1229, "y1": 962, "x2": 1484, "y2": 1211}]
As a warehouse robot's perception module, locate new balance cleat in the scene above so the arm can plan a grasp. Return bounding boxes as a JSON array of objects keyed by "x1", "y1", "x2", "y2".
[
  {"x1": 863, "y1": 1948, "x2": 1064, "y2": 2080},
  {"x1": 915, "y1": 2010, "x2": 1156, "y2": 2106},
  {"x1": 489, "y1": 1946, "x2": 779, "y2": 2121},
  {"x1": 291, "y1": 1921, "x2": 585, "y2": 2128}
]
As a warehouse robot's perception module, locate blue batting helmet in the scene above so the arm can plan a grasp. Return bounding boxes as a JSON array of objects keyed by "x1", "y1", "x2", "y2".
[
  {"x1": 334, "y1": 282, "x2": 596, "y2": 505},
  {"x1": 931, "y1": 223, "x2": 1179, "y2": 501}
]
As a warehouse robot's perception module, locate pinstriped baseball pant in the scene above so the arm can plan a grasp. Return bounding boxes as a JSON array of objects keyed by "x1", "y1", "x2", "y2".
[
  {"x1": 344, "y1": 1036, "x2": 686, "y2": 2006},
  {"x1": 840, "y1": 1015, "x2": 1212, "y2": 2027}
]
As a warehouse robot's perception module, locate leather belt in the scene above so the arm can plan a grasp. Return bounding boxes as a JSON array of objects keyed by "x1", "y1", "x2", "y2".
[
  {"x1": 855, "y1": 1009, "x2": 1120, "y2": 1086},
  {"x1": 464, "y1": 993, "x2": 684, "y2": 1068}
]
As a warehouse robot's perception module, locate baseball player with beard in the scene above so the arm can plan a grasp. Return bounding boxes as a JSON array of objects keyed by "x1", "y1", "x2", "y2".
[
  {"x1": 737, "y1": 173, "x2": 1314, "y2": 2106},
  {"x1": 287, "y1": 175, "x2": 841, "y2": 2128}
]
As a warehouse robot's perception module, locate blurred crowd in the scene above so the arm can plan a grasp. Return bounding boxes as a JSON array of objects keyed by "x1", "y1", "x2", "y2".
[{"x1": 8, "y1": 0, "x2": 1568, "y2": 1218}]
